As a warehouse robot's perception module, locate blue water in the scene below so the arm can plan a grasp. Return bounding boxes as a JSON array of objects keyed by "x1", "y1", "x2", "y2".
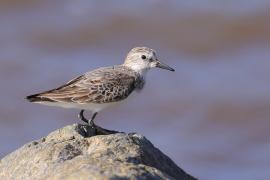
[{"x1": 1, "y1": 1, "x2": 270, "y2": 179}]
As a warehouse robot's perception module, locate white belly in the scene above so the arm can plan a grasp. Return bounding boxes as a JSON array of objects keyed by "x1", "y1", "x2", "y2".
[{"x1": 36, "y1": 101, "x2": 122, "y2": 112}]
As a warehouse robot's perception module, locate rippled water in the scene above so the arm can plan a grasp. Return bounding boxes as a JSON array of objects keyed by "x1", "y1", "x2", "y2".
[{"x1": 1, "y1": 1, "x2": 270, "y2": 180}]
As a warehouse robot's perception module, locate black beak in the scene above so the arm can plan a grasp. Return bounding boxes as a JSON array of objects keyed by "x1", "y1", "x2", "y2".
[{"x1": 155, "y1": 60, "x2": 175, "y2": 72}]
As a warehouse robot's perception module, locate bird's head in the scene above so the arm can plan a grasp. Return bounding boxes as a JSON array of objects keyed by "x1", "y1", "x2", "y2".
[{"x1": 123, "y1": 47, "x2": 175, "y2": 75}]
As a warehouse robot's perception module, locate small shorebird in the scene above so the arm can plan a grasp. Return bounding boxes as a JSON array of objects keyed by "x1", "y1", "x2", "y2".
[{"x1": 26, "y1": 47, "x2": 174, "y2": 134}]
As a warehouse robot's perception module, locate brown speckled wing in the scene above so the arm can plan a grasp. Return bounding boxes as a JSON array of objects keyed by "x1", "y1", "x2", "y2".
[{"x1": 32, "y1": 67, "x2": 137, "y2": 104}]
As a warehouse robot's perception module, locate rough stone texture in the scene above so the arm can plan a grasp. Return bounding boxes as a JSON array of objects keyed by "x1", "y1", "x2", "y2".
[{"x1": 0, "y1": 124, "x2": 196, "y2": 180}]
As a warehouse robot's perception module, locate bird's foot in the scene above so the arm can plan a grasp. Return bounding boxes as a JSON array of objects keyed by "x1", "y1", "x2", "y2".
[
  {"x1": 81, "y1": 123, "x2": 120, "y2": 136},
  {"x1": 78, "y1": 110, "x2": 121, "y2": 136}
]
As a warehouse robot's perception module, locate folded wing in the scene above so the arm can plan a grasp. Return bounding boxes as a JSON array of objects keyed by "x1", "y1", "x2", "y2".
[{"x1": 26, "y1": 67, "x2": 136, "y2": 104}]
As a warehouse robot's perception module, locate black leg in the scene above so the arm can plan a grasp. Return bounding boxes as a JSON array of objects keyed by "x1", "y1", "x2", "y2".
[
  {"x1": 78, "y1": 110, "x2": 98, "y2": 126},
  {"x1": 89, "y1": 112, "x2": 98, "y2": 126},
  {"x1": 78, "y1": 110, "x2": 120, "y2": 136},
  {"x1": 78, "y1": 110, "x2": 88, "y2": 123}
]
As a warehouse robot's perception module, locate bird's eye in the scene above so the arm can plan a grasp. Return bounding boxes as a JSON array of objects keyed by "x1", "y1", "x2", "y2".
[{"x1": 141, "y1": 55, "x2": 146, "y2": 60}]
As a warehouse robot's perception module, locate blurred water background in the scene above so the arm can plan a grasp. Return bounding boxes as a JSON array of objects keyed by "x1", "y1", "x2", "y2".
[{"x1": 1, "y1": 0, "x2": 270, "y2": 179}]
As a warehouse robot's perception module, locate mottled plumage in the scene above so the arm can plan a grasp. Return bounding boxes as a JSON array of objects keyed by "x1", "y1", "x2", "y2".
[
  {"x1": 26, "y1": 47, "x2": 174, "y2": 132},
  {"x1": 27, "y1": 66, "x2": 144, "y2": 104}
]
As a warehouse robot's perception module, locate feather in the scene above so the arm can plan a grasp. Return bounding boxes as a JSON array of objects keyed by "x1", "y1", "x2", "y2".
[{"x1": 26, "y1": 66, "x2": 144, "y2": 104}]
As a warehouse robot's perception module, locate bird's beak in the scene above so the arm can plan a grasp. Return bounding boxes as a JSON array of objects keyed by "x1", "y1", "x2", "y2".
[{"x1": 155, "y1": 60, "x2": 175, "y2": 72}]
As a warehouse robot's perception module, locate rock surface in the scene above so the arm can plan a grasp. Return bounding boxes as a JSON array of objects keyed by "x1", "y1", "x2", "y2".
[{"x1": 0, "y1": 124, "x2": 196, "y2": 180}]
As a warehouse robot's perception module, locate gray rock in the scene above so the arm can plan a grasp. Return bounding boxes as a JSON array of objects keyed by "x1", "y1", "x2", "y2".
[{"x1": 0, "y1": 124, "x2": 196, "y2": 180}]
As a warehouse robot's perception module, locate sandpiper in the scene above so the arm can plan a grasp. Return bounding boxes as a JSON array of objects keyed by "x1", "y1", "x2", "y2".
[{"x1": 26, "y1": 47, "x2": 174, "y2": 134}]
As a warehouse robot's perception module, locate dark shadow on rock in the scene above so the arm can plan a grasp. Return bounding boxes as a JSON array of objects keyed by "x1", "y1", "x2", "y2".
[{"x1": 76, "y1": 123, "x2": 122, "y2": 137}]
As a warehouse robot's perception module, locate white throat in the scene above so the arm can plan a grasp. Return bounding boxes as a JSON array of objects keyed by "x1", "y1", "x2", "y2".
[{"x1": 124, "y1": 63, "x2": 149, "y2": 78}]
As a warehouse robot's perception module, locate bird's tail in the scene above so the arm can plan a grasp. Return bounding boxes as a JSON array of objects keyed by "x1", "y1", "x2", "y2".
[
  {"x1": 26, "y1": 93, "x2": 55, "y2": 103},
  {"x1": 26, "y1": 94, "x2": 42, "y2": 102}
]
